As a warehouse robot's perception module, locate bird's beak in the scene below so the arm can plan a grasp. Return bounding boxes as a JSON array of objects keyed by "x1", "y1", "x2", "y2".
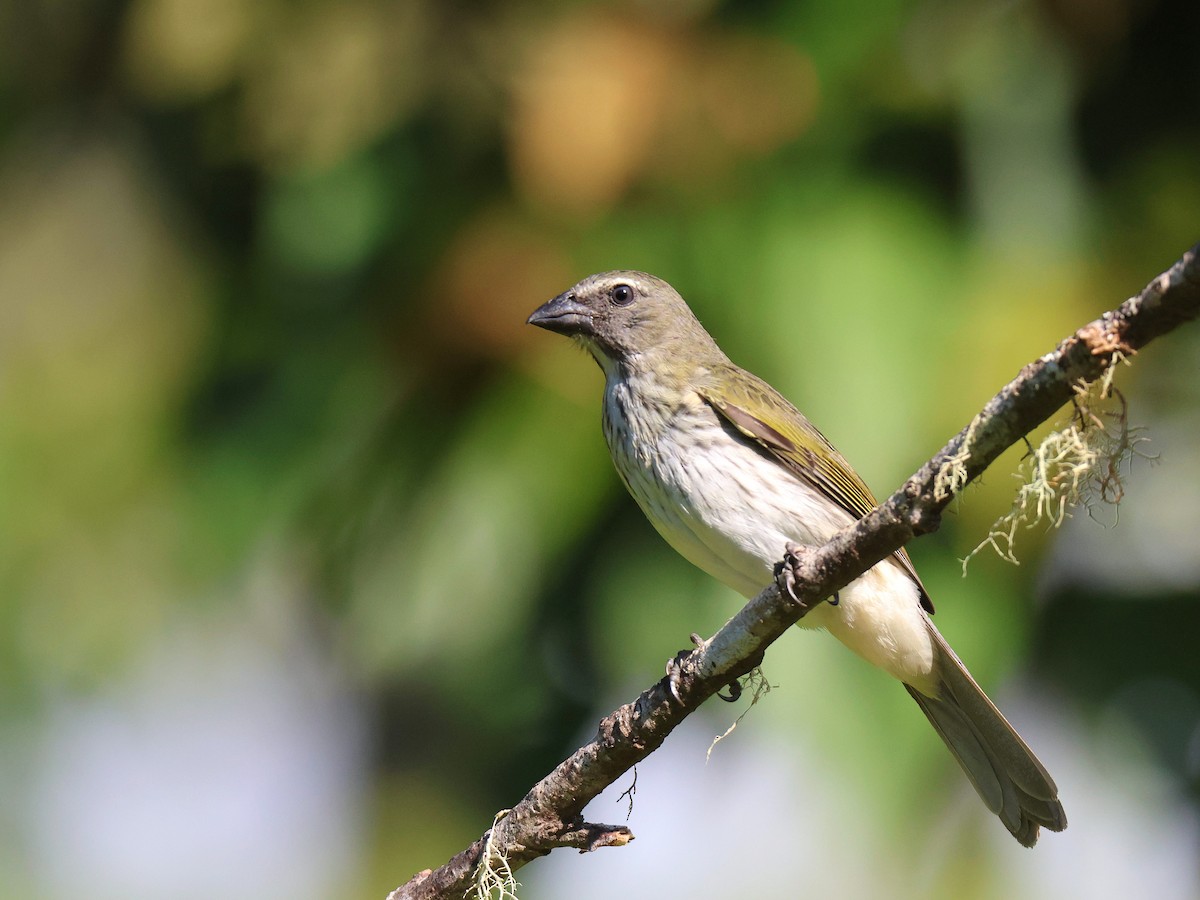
[{"x1": 527, "y1": 291, "x2": 594, "y2": 336}]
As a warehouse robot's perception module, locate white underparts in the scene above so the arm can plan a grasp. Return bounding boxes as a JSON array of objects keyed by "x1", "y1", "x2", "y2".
[{"x1": 602, "y1": 370, "x2": 936, "y2": 692}]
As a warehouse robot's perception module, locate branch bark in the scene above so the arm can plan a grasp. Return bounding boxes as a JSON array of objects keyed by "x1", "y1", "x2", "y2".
[{"x1": 388, "y1": 243, "x2": 1200, "y2": 900}]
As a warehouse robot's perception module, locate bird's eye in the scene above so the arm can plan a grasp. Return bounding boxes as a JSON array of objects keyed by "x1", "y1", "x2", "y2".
[{"x1": 610, "y1": 283, "x2": 635, "y2": 306}]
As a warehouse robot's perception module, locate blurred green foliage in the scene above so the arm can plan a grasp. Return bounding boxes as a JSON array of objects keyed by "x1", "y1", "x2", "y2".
[{"x1": 1, "y1": 0, "x2": 1199, "y2": 898}]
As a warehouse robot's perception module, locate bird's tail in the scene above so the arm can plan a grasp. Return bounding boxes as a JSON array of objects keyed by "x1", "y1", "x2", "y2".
[{"x1": 905, "y1": 621, "x2": 1067, "y2": 847}]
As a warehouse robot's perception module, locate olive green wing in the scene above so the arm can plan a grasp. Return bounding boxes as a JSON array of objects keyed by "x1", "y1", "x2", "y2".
[{"x1": 698, "y1": 365, "x2": 933, "y2": 614}]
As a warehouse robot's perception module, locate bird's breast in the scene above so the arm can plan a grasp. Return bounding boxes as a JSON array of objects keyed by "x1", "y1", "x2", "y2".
[{"x1": 602, "y1": 374, "x2": 841, "y2": 597}]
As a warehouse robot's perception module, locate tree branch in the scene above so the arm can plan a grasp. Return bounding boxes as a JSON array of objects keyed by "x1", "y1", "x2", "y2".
[{"x1": 388, "y1": 243, "x2": 1200, "y2": 900}]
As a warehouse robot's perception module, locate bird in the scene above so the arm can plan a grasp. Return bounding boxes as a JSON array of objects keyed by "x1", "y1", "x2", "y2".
[{"x1": 527, "y1": 270, "x2": 1066, "y2": 847}]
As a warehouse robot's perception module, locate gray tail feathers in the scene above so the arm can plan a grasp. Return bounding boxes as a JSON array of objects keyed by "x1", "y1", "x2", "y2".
[{"x1": 906, "y1": 622, "x2": 1067, "y2": 847}]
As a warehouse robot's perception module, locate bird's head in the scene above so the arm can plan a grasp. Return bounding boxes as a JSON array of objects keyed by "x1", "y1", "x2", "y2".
[{"x1": 527, "y1": 271, "x2": 718, "y2": 376}]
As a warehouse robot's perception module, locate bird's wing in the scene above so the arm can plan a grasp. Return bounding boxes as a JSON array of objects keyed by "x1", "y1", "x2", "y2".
[{"x1": 698, "y1": 369, "x2": 933, "y2": 613}]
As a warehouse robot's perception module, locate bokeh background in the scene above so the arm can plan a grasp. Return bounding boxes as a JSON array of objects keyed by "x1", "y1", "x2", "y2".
[{"x1": 2, "y1": 0, "x2": 1199, "y2": 897}]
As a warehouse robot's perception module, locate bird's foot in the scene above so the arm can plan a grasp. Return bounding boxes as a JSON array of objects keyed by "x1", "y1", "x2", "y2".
[
  {"x1": 666, "y1": 635, "x2": 757, "y2": 704},
  {"x1": 664, "y1": 633, "x2": 706, "y2": 704},
  {"x1": 774, "y1": 542, "x2": 810, "y2": 607},
  {"x1": 774, "y1": 542, "x2": 839, "y2": 616}
]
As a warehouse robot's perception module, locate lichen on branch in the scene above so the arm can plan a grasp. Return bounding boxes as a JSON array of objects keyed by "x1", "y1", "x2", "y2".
[{"x1": 961, "y1": 354, "x2": 1152, "y2": 571}]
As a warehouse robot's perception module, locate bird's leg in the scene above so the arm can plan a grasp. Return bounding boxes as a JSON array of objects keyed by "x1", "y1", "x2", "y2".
[{"x1": 775, "y1": 542, "x2": 839, "y2": 616}]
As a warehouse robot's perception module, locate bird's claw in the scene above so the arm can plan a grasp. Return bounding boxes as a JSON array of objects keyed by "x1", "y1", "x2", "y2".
[
  {"x1": 774, "y1": 541, "x2": 808, "y2": 606},
  {"x1": 717, "y1": 679, "x2": 743, "y2": 702},
  {"x1": 775, "y1": 542, "x2": 839, "y2": 615},
  {"x1": 665, "y1": 649, "x2": 690, "y2": 705},
  {"x1": 665, "y1": 634, "x2": 710, "y2": 704}
]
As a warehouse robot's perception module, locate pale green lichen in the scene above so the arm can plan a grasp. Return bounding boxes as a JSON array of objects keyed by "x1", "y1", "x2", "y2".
[
  {"x1": 474, "y1": 810, "x2": 520, "y2": 900},
  {"x1": 935, "y1": 414, "x2": 983, "y2": 502},
  {"x1": 962, "y1": 354, "x2": 1148, "y2": 573}
]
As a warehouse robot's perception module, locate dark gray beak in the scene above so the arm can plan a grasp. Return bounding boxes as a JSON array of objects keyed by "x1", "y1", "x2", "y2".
[{"x1": 527, "y1": 291, "x2": 594, "y2": 336}]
